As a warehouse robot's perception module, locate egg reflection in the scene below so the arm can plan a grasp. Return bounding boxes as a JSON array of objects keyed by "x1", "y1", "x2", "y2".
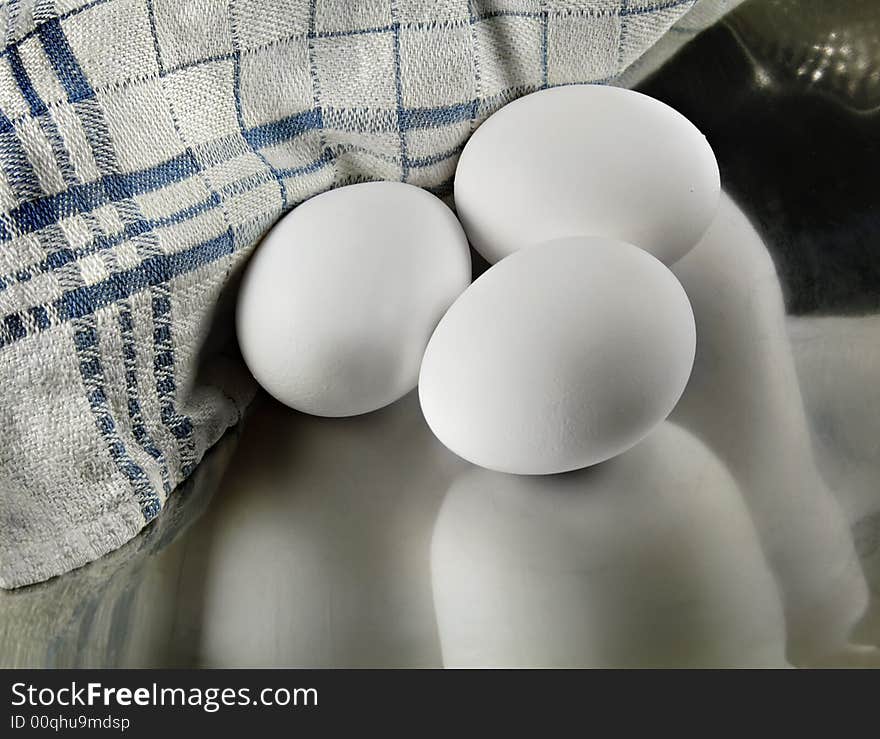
[{"x1": 430, "y1": 422, "x2": 788, "y2": 668}]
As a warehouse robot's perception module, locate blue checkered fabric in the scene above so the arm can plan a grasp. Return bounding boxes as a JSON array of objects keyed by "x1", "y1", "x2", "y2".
[{"x1": 0, "y1": 0, "x2": 698, "y2": 588}]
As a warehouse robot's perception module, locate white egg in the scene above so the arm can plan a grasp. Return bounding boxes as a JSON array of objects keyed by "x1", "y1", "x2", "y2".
[
  {"x1": 237, "y1": 182, "x2": 471, "y2": 417},
  {"x1": 454, "y1": 84, "x2": 720, "y2": 265},
  {"x1": 418, "y1": 236, "x2": 696, "y2": 474}
]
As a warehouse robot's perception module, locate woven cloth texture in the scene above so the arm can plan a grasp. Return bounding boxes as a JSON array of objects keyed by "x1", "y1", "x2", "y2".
[{"x1": 0, "y1": 0, "x2": 700, "y2": 589}]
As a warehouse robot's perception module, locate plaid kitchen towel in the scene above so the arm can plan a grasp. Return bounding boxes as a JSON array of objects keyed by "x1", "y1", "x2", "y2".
[{"x1": 0, "y1": 0, "x2": 709, "y2": 589}]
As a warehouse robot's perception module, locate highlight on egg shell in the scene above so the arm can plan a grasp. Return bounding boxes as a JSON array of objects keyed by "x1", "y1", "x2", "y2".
[
  {"x1": 236, "y1": 181, "x2": 472, "y2": 418},
  {"x1": 454, "y1": 84, "x2": 720, "y2": 265},
  {"x1": 418, "y1": 236, "x2": 697, "y2": 475}
]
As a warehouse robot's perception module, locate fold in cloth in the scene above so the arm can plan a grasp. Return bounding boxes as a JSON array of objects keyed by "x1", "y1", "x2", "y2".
[{"x1": 0, "y1": 0, "x2": 718, "y2": 588}]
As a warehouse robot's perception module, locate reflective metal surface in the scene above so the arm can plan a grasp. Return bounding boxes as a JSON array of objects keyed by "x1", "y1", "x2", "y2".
[
  {"x1": 2, "y1": 0, "x2": 879, "y2": 668},
  {"x1": 640, "y1": 0, "x2": 880, "y2": 315}
]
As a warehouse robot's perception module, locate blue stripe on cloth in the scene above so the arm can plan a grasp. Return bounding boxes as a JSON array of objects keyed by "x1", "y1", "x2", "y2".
[
  {"x1": 0, "y1": 129, "x2": 44, "y2": 204},
  {"x1": 31, "y1": 0, "x2": 191, "y2": 505},
  {"x1": 36, "y1": 17, "x2": 95, "y2": 103},
  {"x1": 4, "y1": 0, "x2": 22, "y2": 50},
  {"x1": 407, "y1": 143, "x2": 464, "y2": 169},
  {"x1": 277, "y1": 147, "x2": 335, "y2": 179},
  {"x1": 29, "y1": 304, "x2": 50, "y2": 329},
  {"x1": 310, "y1": 23, "x2": 395, "y2": 41},
  {"x1": 73, "y1": 317, "x2": 162, "y2": 521},
  {"x1": 38, "y1": 114, "x2": 80, "y2": 185},
  {"x1": 0, "y1": 108, "x2": 13, "y2": 135},
  {"x1": 466, "y1": 0, "x2": 482, "y2": 146},
  {"x1": 150, "y1": 284, "x2": 196, "y2": 473},
  {"x1": 0, "y1": 192, "x2": 221, "y2": 292},
  {"x1": 227, "y1": 0, "x2": 288, "y2": 208},
  {"x1": 118, "y1": 300, "x2": 172, "y2": 495},
  {"x1": 54, "y1": 229, "x2": 235, "y2": 321},
  {"x1": 33, "y1": 0, "x2": 58, "y2": 26},
  {"x1": 4, "y1": 312, "x2": 25, "y2": 340},
  {"x1": 144, "y1": 0, "x2": 166, "y2": 73},
  {"x1": 541, "y1": 4, "x2": 549, "y2": 88},
  {"x1": 0, "y1": 96, "x2": 477, "y2": 245},
  {"x1": 0, "y1": 0, "x2": 112, "y2": 59},
  {"x1": 73, "y1": 97, "x2": 122, "y2": 176},
  {"x1": 142, "y1": 0, "x2": 232, "y2": 481},
  {"x1": 399, "y1": 101, "x2": 478, "y2": 130},
  {"x1": 0, "y1": 39, "x2": 50, "y2": 207},
  {"x1": 6, "y1": 45, "x2": 48, "y2": 117},
  {"x1": 305, "y1": 0, "x2": 336, "y2": 187},
  {"x1": 113, "y1": 218, "x2": 198, "y2": 484},
  {"x1": 242, "y1": 109, "x2": 323, "y2": 150},
  {"x1": 621, "y1": 0, "x2": 694, "y2": 17},
  {"x1": 389, "y1": 5, "x2": 409, "y2": 182},
  {"x1": 0, "y1": 150, "x2": 199, "y2": 241},
  {"x1": 38, "y1": 31, "x2": 174, "y2": 519}
]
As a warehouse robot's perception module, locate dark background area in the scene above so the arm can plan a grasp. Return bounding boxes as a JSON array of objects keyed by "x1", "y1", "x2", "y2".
[{"x1": 638, "y1": 0, "x2": 880, "y2": 316}]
